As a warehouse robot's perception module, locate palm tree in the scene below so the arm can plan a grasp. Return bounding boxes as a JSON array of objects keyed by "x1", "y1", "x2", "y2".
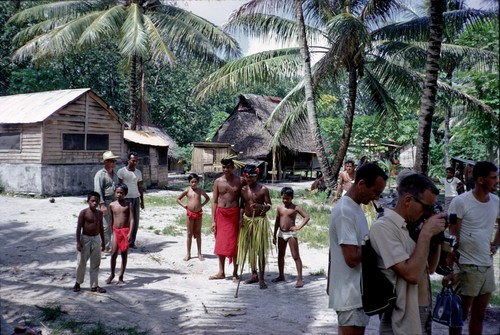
[
  {"x1": 414, "y1": 0, "x2": 446, "y2": 175},
  {"x1": 195, "y1": 0, "x2": 494, "y2": 188},
  {"x1": 291, "y1": 0, "x2": 334, "y2": 188},
  {"x1": 9, "y1": 0, "x2": 241, "y2": 129}
]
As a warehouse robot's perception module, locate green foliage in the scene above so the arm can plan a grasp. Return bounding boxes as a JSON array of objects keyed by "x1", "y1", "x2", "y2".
[
  {"x1": 38, "y1": 304, "x2": 65, "y2": 321},
  {"x1": 145, "y1": 195, "x2": 178, "y2": 207}
]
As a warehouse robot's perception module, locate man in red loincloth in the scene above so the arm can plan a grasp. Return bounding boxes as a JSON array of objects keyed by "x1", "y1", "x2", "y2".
[{"x1": 209, "y1": 158, "x2": 244, "y2": 281}]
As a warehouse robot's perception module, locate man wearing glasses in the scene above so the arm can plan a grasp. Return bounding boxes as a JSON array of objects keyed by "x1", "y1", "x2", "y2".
[
  {"x1": 94, "y1": 151, "x2": 120, "y2": 253},
  {"x1": 369, "y1": 174, "x2": 446, "y2": 334}
]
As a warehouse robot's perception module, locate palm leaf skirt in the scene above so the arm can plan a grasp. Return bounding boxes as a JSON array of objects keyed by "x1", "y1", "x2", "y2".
[{"x1": 237, "y1": 214, "x2": 272, "y2": 271}]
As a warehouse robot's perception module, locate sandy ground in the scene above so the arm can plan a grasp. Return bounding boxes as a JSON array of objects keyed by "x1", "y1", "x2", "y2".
[{"x1": 1, "y1": 189, "x2": 499, "y2": 335}]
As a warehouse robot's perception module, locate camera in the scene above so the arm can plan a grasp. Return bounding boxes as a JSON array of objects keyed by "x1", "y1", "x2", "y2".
[{"x1": 432, "y1": 204, "x2": 457, "y2": 227}]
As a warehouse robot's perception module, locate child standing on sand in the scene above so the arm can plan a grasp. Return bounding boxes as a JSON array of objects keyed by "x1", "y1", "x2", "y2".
[
  {"x1": 106, "y1": 184, "x2": 134, "y2": 285},
  {"x1": 272, "y1": 187, "x2": 310, "y2": 288},
  {"x1": 176, "y1": 173, "x2": 210, "y2": 261},
  {"x1": 73, "y1": 191, "x2": 106, "y2": 293}
]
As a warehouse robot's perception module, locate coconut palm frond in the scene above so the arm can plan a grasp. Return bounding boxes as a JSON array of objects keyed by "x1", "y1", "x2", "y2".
[
  {"x1": 194, "y1": 48, "x2": 302, "y2": 101},
  {"x1": 302, "y1": 0, "x2": 340, "y2": 27},
  {"x1": 374, "y1": 40, "x2": 428, "y2": 69},
  {"x1": 372, "y1": 16, "x2": 430, "y2": 42},
  {"x1": 143, "y1": 14, "x2": 175, "y2": 66},
  {"x1": 11, "y1": 17, "x2": 71, "y2": 46},
  {"x1": 154, "y1": 6, "x2": 241, "y2": 60},
  {"x1": 8, "y1": 0, "x2": 88, "y2": 24},
  {"x1": 228, "y1": 0, "x2": 296, "y2": 24},
  {"x1": 78, "y1": 5, "x2": 126, "y2": 45},
  {"x1": 359, "y1": 0, "x2": 404, "y2": 24},
  {"x1": 12, "y1": 11, "x2": 101, "y2": 62},
  {"x1": 119, "y1": 3, "x2": 148, "y2": 58},
  {"x1": 358, "y1": 67, "x2": 398, "y2": 120}
]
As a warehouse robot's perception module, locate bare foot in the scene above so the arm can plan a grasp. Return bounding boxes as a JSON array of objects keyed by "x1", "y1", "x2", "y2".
[
  {"x1": 209, "y1": 273, "x2": 225, "y2": 280},
  {"x1": 198, "y1": 254, "x2": 205, "y2": 261},
  {"x1": 117, "y1": 276, "x2": 125, "y2": 284},
  {"x1": 232, "y1": 275, "x2": 240, "y2": 282},
  {"x1": 183, "y1": 255, "x2": 191, "y2": 261},
  {"x1": 244, "y1": 275, "x2": 258, "y2": 284},
  {"x1": 271, "y1": 276, "x2": 285, "y2": 283},
  {"x1": 105, "y1": 275, "x2": 114, "y2": 284},
  {"x1": 259, "y1": 280, "x2": 268, "y2": 289},
  {"x1": 295, "y1": 279, "x2": 304, "y2": 288}
]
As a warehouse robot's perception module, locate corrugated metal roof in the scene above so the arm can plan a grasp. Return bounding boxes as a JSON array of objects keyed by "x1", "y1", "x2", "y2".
[
  {"x1": 0, "y1": 88, "x2": 91, "y2": 124},
  {"x1": 124, "y1": 130, "x2": 170, "y2": 147}
]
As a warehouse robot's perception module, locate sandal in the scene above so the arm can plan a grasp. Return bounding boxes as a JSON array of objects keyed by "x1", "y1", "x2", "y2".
[
  {"x1": 91, "y1": 286, "x2": 106, "y2": 293},
  {"x1": 73, "y1": 283, "x2": 80, "y2": 292}
]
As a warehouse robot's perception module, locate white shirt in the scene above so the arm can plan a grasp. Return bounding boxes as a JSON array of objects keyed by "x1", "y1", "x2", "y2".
[
  {"x1": 449, "y1": 191, "x2": 499, "y2": 266},
  {"x1": 439, "y1": 177, "x2": 461, "y2": 197},
  {"x1": 328, "y1": 196, "x2": 368, "y2": 311},
  {"x1": 117, "y1": 167, "x2": 143, "y2": 199}
]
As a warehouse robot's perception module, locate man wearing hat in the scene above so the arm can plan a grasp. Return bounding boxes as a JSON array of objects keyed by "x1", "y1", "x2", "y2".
[{"x1": 94, "y1": 150, "x2": 120, "y2": 252}]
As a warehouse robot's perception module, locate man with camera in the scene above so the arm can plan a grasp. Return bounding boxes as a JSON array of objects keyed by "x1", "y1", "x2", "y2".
[
  {"x1": 447, "y1": 161, "x2": 499, "y2": 335},
  {"x1": 370, "y1": 174, "x2": 446, "y2": 334}
]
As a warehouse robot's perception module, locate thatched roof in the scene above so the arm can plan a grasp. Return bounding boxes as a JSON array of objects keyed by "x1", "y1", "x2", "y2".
[{"x1": 212, "y1": 94, "x2": 315, "y2": 159}]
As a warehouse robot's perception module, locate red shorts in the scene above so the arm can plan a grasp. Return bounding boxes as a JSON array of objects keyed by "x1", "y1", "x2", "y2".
[
  {"x1": 187, "y1": 209, "x2": 203, "y2": 219},
  {"x1": 113, "y1": 227, "x2": 130, "y2": 252}
]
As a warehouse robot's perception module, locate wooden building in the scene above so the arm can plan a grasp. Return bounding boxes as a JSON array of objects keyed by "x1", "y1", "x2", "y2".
[
  {"x1": 0, "y1": 88, "x2": 124, "y2": 195},
  {"x1": 124, "y1": 124, "x2": 178, "y2": 188},
  {"x1": 211, "y1": 94, "x2": 316, "y2": 180},
  {"x1": 191, "y1": 142, "x2": 237, "y2": 174}
]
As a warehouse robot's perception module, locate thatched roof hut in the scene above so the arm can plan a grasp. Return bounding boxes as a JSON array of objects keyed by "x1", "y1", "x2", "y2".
[
  {"x1": 213, "y1": 94, "x2": 315, "y2": 157},
  {"x1": 212, "y1": 94, "x2": 316, "y2": 180}
]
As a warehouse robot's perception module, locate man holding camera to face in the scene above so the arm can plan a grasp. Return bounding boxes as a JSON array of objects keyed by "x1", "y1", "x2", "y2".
[
  {"x1": 370, "y1": 174, "x2": 446, "y2": 334},
  {"x1": 446, "y1": 161, "x2": 499, "y2": 335}
]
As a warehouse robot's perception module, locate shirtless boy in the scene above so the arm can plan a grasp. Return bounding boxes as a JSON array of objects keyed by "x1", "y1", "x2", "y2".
[
  {"x1": 106, "y1": 184, "x2": 134, "y2": 285},
  {"x1": 239, "y1": 164, "x2": 272, "y2": 289},
  {"x1": 73, "y1": 191, "x2": 106, "y2": 293},
  {"x1": 336, "y1": 160, "x2": 355, "y2": 200},
  {"x1": 272, "y1": 187, "x2": 310, "y2": 288},
  {"x1": 177, "y1": 173, "x2": 210, "y2": 261},
  {"x1": 209, "y1": 158, "x2": 244, "y2": 281}
]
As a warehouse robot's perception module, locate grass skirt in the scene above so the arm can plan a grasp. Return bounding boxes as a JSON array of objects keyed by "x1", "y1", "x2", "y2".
[{"x1": 237, "y1": 214, "x2": 272, "y2": 271}]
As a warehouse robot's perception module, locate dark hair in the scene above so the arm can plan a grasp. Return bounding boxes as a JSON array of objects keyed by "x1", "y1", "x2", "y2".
[
  {"x1": 397, "y1": 174, "x2": 439, "y2": 198},
  {"x1": 243, "y1": 164, "x2": 257, "y2": 175},
  {"x1": 281, "y1": 187, "x2": 294, "y2": 198},
  {"x1": 473, "y1": 161, "x2": 497, "y2": 180},
  {"x1": 188, "y1": 173, "x2": 199, "y2": 182},
  {"x1": 445, "y1": 167, "x2": 454, "y2": 174},
  {"x1": 88, "y1": 191, "x2": 100, "y2": 202},
  {"x1": 128, "y1": 151, "x2": 138, "y2": 160},
  {"x1": 345, "y1": 160, "x2": 355, "y2": 166},
  {"x1": 115, "y1": 183, "x2": 129, "y2": 195},
  {"x1": 355, "y1": 163, "x2": 388, "y2": 187},
  {"x1": 221, "y1": 158, "x2": 234, "y2": 166}
]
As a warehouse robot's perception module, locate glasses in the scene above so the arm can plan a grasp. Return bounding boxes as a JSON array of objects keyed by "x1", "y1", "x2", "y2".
[{"x1": 412, "y1": 196, "x2": 434, "y2": 214}]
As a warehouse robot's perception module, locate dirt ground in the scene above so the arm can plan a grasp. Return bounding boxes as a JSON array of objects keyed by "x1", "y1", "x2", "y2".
[{"x1": 1, "y1": 189, "x2": 499, "y2": 335}]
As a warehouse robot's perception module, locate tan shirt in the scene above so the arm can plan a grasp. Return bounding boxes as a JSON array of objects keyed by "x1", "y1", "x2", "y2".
[{"x1": 370, "y1": 209, "x2": 421, "y2": 335}]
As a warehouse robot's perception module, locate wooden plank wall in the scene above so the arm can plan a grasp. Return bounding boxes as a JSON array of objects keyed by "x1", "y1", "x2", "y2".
[
  {"x1": 0, "y1": 124, "x2": 43, "y2": 163},
  {"x1": 42, "y1": 93, "x2": 123, "y2": 164}
]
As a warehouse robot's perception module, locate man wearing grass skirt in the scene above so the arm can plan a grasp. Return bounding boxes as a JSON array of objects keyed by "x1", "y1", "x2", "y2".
[{"x1": 238, "y1": 164, "x2": 272, "y2": 289}]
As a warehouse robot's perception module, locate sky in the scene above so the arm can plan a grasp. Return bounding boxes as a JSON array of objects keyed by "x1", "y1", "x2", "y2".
[
  {"x1": 177, "y1": 0, "x2": 292, "y2": 55},
  {"x1": 176, "y1": 0, "x2": 497, "y2": 55}
]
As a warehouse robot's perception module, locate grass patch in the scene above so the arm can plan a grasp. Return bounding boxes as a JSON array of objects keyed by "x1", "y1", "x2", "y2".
[
  {"x1": 145, "y1": 195, "x2": 178, "y2": 207},
  {"x1": 87, "y1": 321, "x2": 106, "y2": 335},
  {"x1": 310, "y1": 268, "x2": 326, "y2": 276},
  {"x1": 161, "y1": 225, "x2": 183, "y2": 236},
  {"x1": 38, "y1": 304, "x2": 66, "y2": 321}
]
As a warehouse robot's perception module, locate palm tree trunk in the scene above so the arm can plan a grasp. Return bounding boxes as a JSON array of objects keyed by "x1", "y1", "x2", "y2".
[
  {"x1": 330, "y1": 66, "x2": 357, "y2": 180},
  {"x1": 292, "y1": 0, "x2": 335, "y2": 189},
  {"x1": 414, "y1": 0, "x2": 446, "y2": 175},
  {"x1": 130, "y1": 54, "x2": 138, "y2": 130}
]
